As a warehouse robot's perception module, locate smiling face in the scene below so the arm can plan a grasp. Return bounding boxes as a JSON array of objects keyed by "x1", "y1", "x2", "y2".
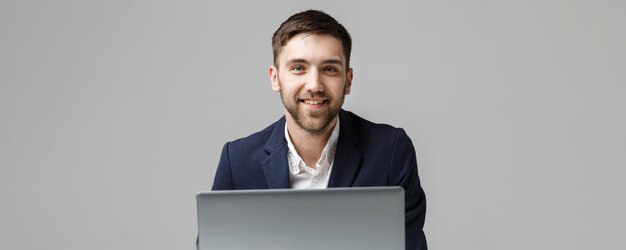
[{"x1": 269, "y1": 34, "x2": 353, "y2": 135}]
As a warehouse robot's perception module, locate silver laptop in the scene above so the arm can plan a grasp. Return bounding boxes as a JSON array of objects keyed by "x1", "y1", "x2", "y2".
[{"x1": 196, "y1": 186, "x2": 405, "y2": 250}]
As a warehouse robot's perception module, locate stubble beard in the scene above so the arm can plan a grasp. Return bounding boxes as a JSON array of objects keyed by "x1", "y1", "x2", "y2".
[{"x1": 279, "y1": 81, "x2": 345, "y2": 136}]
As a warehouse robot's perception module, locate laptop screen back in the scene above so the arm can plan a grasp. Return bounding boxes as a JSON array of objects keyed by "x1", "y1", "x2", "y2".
[{"x1": 196, "y1": 186, "x2": 405, "y2": 250}]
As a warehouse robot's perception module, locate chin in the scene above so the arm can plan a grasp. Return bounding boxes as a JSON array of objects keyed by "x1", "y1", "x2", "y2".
[{"x1": 299, "y1": 114, "x2": 335, "y2": 134}]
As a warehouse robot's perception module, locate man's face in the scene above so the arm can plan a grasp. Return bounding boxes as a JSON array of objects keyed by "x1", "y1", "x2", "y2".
[{"x1": 269, "y1": 34, "x2": 353, "y2": 135}]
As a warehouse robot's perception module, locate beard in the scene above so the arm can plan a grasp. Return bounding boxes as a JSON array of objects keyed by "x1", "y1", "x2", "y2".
[{"x1": 279, "y1": 81, "x2": 346, "y2": 135}]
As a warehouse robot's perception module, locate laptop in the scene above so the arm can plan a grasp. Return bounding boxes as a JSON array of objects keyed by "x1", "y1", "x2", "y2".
[{"x1": 196, "y1": 186, "x2": 405, "y2": 250}]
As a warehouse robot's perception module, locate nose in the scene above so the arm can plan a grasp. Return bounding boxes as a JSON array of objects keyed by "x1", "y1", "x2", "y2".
[{"x1": 304, "y1": 69, "x2": 324, "y2": 93}]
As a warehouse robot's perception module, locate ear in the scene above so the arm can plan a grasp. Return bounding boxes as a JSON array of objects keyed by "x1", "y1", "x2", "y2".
[
  {"x1": 344, "y1": 68, "x2": 353, "y2": 95},
  {"x1": 269, "y1": 65, "x2": 280, "y2": 92}
]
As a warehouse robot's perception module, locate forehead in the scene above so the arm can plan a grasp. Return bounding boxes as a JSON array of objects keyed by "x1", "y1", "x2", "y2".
[{"x1": 278, "y1": 34, "x2": 345, "y2": 65}]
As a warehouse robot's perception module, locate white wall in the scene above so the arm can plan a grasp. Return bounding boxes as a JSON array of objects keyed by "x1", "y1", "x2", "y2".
[{"x1": 1, "y1": 1, "x2": 624, "y2": 249}]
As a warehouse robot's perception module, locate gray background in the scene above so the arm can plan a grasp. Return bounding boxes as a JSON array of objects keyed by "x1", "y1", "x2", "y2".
[{"x1": 1, "y1": 0, "x2": 624, "y2": 249}]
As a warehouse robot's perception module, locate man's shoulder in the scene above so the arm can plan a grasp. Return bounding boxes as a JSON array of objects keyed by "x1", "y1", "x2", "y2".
[{"x1": 342, "y1": 110, "x2": 405, "y2": 137}]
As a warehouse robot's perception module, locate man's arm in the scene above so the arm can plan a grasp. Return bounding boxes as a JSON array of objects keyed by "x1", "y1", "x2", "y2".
[
  {"x1": 212, "y1": 142, "x2": 234, "y2": 190},
  {"x1": 390, "y1": 128, "x2": 427, "y2": 250}
]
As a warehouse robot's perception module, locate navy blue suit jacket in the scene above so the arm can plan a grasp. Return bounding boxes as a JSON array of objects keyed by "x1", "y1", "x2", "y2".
[{"x1": 212, "y1": 110, "x2": 427, "y2": 250}]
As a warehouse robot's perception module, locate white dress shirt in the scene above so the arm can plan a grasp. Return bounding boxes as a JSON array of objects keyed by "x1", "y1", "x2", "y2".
[{"x1": 284, "y1": 119, "x2": 340, "y2": 189}]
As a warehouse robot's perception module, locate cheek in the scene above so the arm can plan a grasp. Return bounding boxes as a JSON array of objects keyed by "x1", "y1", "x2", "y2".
[
  {"x1": 330, "y1": 80, "x2": 348, "y2": 94},
  {"x1": 281, "y1": 79, "x2": 305, "y2": 92},
  {"x1": 280, "y1": 85, "x2": 300, "y2": 98}
]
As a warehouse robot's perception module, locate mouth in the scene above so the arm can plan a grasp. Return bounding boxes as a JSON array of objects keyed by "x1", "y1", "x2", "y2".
[{"x1": 299, "y1": 98, "x2": 328, "y2": 109}]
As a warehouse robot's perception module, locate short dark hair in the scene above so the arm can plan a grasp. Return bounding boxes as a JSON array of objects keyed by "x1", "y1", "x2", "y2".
[{"x1": 271, "y1": 10, "x2": 352, "y2": 68}]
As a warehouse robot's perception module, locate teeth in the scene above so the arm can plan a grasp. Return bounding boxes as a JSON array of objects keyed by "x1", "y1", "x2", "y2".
[{"x1": 304, "y1": 100, "x2": 323, "y2": 105}]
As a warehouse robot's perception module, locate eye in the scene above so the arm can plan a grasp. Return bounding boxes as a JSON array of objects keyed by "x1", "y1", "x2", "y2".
[
  {"x1": 291, "y1": 65, "x2": 305, "y2": 73},
  {"x1": 323, "y1": 66, "x2": 339, "y2": 74}
]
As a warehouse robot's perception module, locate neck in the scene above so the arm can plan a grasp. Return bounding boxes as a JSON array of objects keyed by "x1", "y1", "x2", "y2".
[{"x1": 285, "y1": 115, "x2": 338, "y2": 168}]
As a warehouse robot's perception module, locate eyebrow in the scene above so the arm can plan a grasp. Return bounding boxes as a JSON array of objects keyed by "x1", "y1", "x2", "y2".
[
  {"x1": 321, "y1": 59, "x2": 344, "y2": 66},
  {"x1": 285, "y1": 59, "x2": 309, "y2": 66},
  {"x1": 285, "y1": 58, "x2": 344, "y2": 67}
]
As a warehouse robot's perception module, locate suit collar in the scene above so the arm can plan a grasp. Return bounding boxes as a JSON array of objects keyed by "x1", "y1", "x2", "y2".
[
  {"x1": 328, "y1": 110, "x2": 362, "y2": 187},
  {"x1": 261, "y1": 110, "x2": 363, "y2": 188},
  {"x1": 261, "y1": 116, "x2": 291, "y2": 188}
]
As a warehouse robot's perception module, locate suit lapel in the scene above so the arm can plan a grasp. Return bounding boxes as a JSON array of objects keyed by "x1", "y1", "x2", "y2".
[
  {"x1": 328, "y1": 110, "x2": 362, "y2": 187},
  {"x1": 261, "y1": 117, "x2": 291, "y2": 189}
]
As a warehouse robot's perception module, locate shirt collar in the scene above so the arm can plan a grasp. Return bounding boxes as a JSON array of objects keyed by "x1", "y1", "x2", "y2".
[{"x1": 284, "y1": 118, "x2": 340, "y2": 175}]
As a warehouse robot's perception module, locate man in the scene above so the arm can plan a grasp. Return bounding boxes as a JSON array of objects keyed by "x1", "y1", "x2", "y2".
[{"x1": 212, "y1": 10, "x2": 427, "y2": 249}]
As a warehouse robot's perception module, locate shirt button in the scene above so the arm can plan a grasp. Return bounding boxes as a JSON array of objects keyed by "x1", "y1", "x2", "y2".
[{"x1": 312, "y1": 176, "x2": 320, "y2": 183}]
